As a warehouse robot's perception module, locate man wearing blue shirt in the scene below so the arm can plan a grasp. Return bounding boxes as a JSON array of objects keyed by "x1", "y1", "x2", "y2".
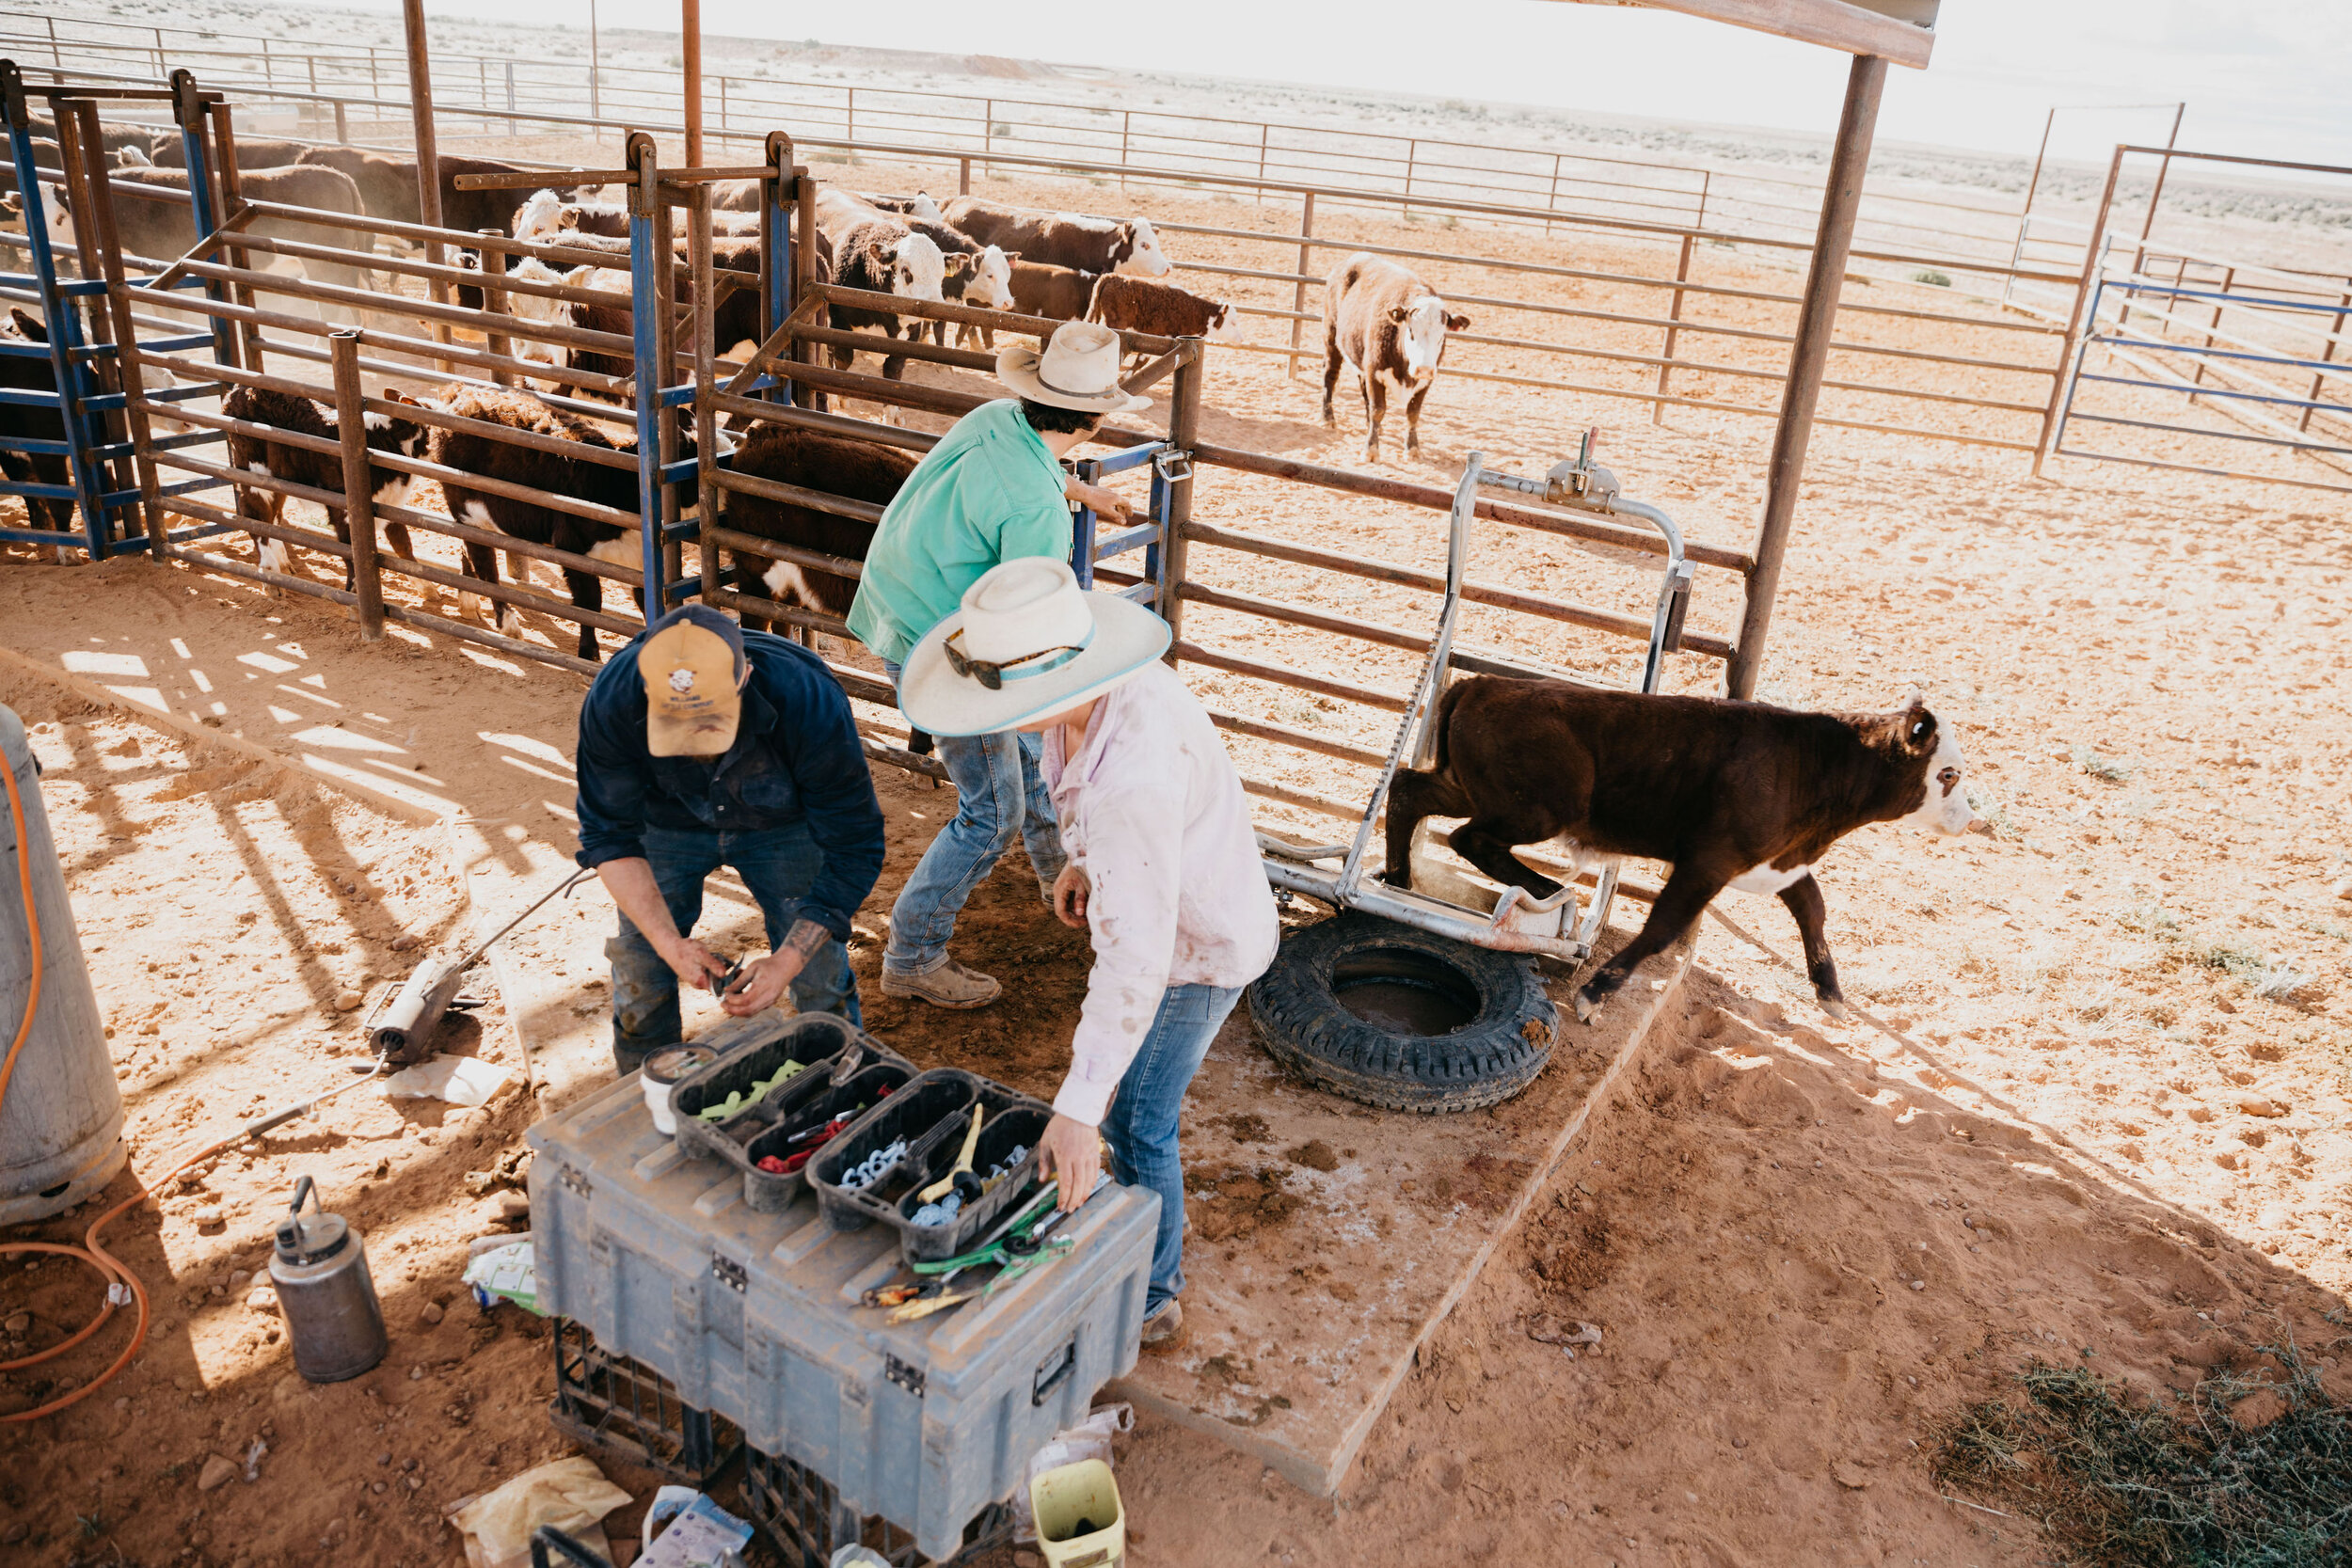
[{"x1": 575, "y1": 605, "x2": 886, "y2": 1073}]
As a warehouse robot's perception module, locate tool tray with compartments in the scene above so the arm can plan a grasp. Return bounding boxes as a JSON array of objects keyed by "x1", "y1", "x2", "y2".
[
  {"x1": 527, "y1": 1065, "x2": 1155, "y2": 1561},
  {"x1": 803, "y1": 1069, "x2": 1056, "y2": 1264},
  {"x1": 665, "y1": 1013, "x2": 914, "y2": 1213}
]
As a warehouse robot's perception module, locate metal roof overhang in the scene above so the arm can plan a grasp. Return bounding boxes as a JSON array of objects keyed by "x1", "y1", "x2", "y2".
[{"x1": 1556, "y1": 0, "x2": 1938, "y2": 66}]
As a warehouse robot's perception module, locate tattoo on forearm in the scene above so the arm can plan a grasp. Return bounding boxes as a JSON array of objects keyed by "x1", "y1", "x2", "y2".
[{"x1": 783, "y1": 919, "x2": 829, "y2": 959}]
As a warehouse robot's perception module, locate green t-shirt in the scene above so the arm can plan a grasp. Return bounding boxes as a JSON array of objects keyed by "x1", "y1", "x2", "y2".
[{"x1": 846, "y1": 400, "x2": 1071, "y2": 666}]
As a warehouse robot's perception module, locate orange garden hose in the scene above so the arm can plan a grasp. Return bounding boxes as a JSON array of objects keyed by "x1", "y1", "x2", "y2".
[{"x1": 0, "y1": 746, "x2": 382, "y2": 1421}]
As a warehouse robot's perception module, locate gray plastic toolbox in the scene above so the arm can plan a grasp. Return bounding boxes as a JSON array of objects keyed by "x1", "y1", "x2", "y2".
[{"x1": 528, "y1": 1068, "x2": 1157, "y2": 1560}]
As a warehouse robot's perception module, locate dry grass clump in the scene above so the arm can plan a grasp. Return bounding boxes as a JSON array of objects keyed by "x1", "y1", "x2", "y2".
[{"x1": 1932, "y1": 1350, "x2": 2352, "y2": 1566}]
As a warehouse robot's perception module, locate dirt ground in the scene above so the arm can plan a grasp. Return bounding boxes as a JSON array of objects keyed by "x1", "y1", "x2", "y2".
[{"x1": 3, "y1": 150, "x2": 2350, "y2": 1568}]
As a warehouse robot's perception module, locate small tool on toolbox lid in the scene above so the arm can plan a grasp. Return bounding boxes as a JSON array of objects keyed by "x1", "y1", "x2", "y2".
[{"x1": 917, "y1": 1107, "x2": 986, "y2": 1204}]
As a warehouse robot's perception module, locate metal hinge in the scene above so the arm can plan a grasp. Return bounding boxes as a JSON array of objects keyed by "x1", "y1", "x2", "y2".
[
  {"x1": 1153, "y1": 448, "x2": 1193, "y2": 484},
  {"x1": 710, "y1": 1252, "x2": 748, "y2": 1293},
  {"x1": 884, "y1": 1354, "x2": 927, "y2": 1399},
  {"x1": 559, "y1": 1164, "x2": 593, "y2": 1200}
]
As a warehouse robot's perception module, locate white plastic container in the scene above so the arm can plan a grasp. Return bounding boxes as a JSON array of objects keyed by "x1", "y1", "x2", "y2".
[{"x1": 641, "y1": 1044, "x2": 717, "y2": 1136}]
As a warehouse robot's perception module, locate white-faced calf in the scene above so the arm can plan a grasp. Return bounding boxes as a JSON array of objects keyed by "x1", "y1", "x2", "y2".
[{"x1": 1384, "y1": 679, "x2": 1979, "y2": 1023}]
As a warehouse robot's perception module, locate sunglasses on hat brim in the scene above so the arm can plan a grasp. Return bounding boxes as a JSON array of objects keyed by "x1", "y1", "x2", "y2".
[{"x1": 943, "y1": 628, "x2": 1089, "y2": 692}]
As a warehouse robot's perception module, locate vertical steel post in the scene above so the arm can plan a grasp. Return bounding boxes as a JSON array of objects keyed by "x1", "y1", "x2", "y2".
[
  {"x1": 2003, "y1": 106, "x2": 2057, "y2": 307},
  {"x1": 2033, "y1": 146, "x2": 2125, "y2": 478},
  {"x1": 627, "y1": 131, "x2": 665, "y2": 626},
  {"x1": 761, "y1": 131, "x2": 792, "y2": 406},
  {"x1": 1120, "y1": 110, "x2": 1132, "y2": 188},
  {"x1": 330, "y1": 331, "x2": 386, "y2": 640},
  {"x1": 72, "y1": 90, "x2": 170, "y2": 559},
  {"x1": 690, "y1": 182, "x2": 716, "y2": 610},
  {"x1": 334, "y1": 97, "x2": 347, "y2": 142},
  {"x1": 400, "y1": 0, "x2": 450, "y2": 372},
  {"x1": 210, "y1": 103, "x2": 265, "y2": 375},
  {"x1": 47, "y1": 17, "x2": 60, "y2": 65},
  {"x1": 59, "y1": 98, "x2": 137, "y2": 556},
  {"x1": 1654, "y1": 231, "x2": 1692, "y2": 424},
  {"x1": 587, "y1": 0, "x2": 600, "y2": 122},
  {"x1": 791, "y1": 165, "x2": 816, "y2": 407},
  {"x1": 2129, "y1": 103, "x2": 2186, "y2": 277},
  {"x1": 1726, "y1": 53, "x2": 1885, "y2": 701},
  {"x1": 1286, "y1": 191, "x2": 1314, "y2": 380},
  {"x1": 1068, "y1": 457, "x2": 1101, "y2": 589},
  {"x1": 171, "y1": 71, "x2": 237, "y2": 373},
  {"x1": 682, "y1": 0, "x2": 703, "y2": 167},
  {"x1": 1160, "y1": 342, "x2": 1201, "y2": 642},
  {"x1": 1403, "y1": 139, "x2": 1417, "y2": 214},
  {"x1": 2300, "y1": 285, "x2": 2348, "y2": 434},
  {"x1": 479, "y1": 228, "x2": 511, "y2": 385},
  {"x1": 654, "y1": 172, "x2": 682, "y2": 601}
]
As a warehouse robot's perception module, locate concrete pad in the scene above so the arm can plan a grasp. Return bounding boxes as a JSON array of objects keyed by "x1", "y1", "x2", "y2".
[{"x1": 1108, "y1": 933, "x2": 1693, "y2": 1497}]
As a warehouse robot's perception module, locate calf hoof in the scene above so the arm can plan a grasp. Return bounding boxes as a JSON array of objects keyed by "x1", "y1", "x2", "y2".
[
  {"x1": 1819, "y1": 993, "x2": 1855, "y2": 1023},
  {"x1": 1572, "y1": 986, "x2": 1603, "y2": 1025}
]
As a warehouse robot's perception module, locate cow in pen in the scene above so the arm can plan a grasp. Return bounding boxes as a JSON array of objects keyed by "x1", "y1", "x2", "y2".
[
  {"x1": 1322, "y1": 252, "x2": 1469, "y2": 463},
  {"x1": 939, "y1": 197, "x2": 1171, "y2": 277},
  {"x1": 814, "y1": 190, "x2": 947, "y2": 384},
  {"x1": 222, "y1": 384, "x2": 437, "y2": 596},
  {"x1": 41, "y1": 165, "x2": 373, "y2": 304},
  {"x1": 1383, "y1": 680, "x2": 1980, "y2": 1024}
]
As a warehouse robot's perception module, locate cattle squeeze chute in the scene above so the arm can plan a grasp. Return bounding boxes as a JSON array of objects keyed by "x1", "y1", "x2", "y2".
[{"x1": 1258, "y1": 439, "x2": 1692, "y2": 966}]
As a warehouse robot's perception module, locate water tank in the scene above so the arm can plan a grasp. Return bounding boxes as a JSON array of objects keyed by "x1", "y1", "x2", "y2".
[{"x1": 0, "y1": 703, "x2": 124, "y2": 1225}]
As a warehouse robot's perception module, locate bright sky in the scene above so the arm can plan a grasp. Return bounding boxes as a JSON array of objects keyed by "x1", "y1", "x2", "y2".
[{"x1": 405, "y1": 0, "x2": 2352, "y2": 171}]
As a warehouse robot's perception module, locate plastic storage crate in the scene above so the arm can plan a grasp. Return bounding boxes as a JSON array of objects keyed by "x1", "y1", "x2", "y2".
[
  {"x1": 528, "y1": 1069, "x2": 1156, "y2": 1560},
  {"x1": 739, "y1": 1443, "x2": 1012, "y2": 1568},
  {"x1": 547, "y1": 1316, "x2": 740, "y2": 1486}
]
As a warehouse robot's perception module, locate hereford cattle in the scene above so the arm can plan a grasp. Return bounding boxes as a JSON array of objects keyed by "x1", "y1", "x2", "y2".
[
  {"x1": 1384, "y1": 680, "x2": 1979, "y2": 1024},
  {"x1": 42, "y1": 165, "x2": 373, "y2": 296},
  {"x1": 1321, "y1": 252, "x2": 1469, "y2": 464},
  {"x1": 939, "y1": 197, "x2": 1170, "y2": 277},
  {"x1": 428, "y1": 386, "x2": 724, "y2": 660},
  {"x1": 814, "y1": 190, "x2": 948, "y2": 381},
  {"x1": 29, "y1": 117, "x2": 154, "y2": 160},
  {"x1": 222, "y1": 383, "x2": 435, "y2": 592},
  {"x1": 1088, "y1": 274, "x2": 1239, "y2": 358},
  {"x1": 294, "y1": 148, "x2": 545, "y2": 236},
  {"x1": 897, "y1": 214, "x2": 1012, "y2": 343},
  {"x1": 957, "y1": 260, "x2": 1103, "y2": 351},
  {"x1": 507, "y1": 188, "x2": 761, "y2": 246},
  {"x1": 146, "y1": 135, "x2": 306, "y2": 171},
  {"x1": 715, "y1": 422, "x2": 917, "y2": 630},
  {"x1": 866, "y1": 192, "x2": 945, "y2": 223}
]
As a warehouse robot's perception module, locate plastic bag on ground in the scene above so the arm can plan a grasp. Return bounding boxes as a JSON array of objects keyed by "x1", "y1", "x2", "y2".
[
  {"x1": 639, "y1": 1485, "x2": 754, "y2": 1567},
  {"x1": 446, "y1": 1454, "x2": 631, "y2": 1568},
  {"x1": 1010, "y1": 1402, "x2": 1134, "y2": 1543},
  {"x1": 464, "y1": 1239, "x2": 540, "y2": 1314},
  {"x1": 381, "y1": 1053, "x2": 512, "y2": 1107}
]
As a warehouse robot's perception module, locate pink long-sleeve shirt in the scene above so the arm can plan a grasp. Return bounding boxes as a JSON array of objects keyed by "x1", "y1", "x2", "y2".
[{"x1": 1041, "y1": 661, "x2": 1279, "y2": 1125}]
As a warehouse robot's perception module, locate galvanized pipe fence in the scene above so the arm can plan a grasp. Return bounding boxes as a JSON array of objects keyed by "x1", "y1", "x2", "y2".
[{"x1": 7, "y1": 54, "x2": 2084, "y2": 470}]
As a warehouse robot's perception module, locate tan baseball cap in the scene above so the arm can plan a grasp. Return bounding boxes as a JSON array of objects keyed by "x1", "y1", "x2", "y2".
[{"x1": 639, "y1": 606, "x2": 746, "y2": 757}]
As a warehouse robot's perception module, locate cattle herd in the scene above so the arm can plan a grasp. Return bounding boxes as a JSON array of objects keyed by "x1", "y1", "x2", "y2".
[{"x1": 2, "y1": 114, "x2": 1478, "y2": 655}]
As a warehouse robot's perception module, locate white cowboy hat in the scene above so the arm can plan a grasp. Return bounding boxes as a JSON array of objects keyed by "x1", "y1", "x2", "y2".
[
  {"x1": 996, "y1": 320, "x2": 1153, "y2": 415},
  {"x1": 898, "y1": 557, "x2": 1169, "y2": 736}
]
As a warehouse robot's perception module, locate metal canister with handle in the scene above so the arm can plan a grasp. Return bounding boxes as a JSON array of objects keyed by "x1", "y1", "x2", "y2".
[{"x1": 269, "y1": 1174, "x2": 389, "y2": 1383}]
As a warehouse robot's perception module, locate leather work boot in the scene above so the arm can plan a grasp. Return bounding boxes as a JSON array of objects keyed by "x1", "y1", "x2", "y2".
[
  {"x1": 1139, "y1": 1299, "x2": 1184, "y2": 1348},
  {"x1": 880, "y1": 958, "x2": 1002, "y2": 1010}
]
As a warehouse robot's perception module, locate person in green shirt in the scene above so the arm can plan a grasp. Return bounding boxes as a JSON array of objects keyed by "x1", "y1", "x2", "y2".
[{"x1": 847, "y1": 320, "x2": 1151, "y2": 1008}]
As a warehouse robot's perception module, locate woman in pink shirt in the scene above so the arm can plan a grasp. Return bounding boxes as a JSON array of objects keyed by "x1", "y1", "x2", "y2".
[{"x1": 899, "y1": 557, "x2": 1278, "y2": 1346}]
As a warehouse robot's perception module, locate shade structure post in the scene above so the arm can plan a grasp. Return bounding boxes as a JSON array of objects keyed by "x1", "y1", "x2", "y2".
[
  {"x1": 401, "y1": 0, "x2": 451, "y2": 370},
  {"x1": 1725, "y1": 51, "x2": 1885, "y2": 700},
  {"x1": 682, "y1": 0, "x2": 703, "y2": 167},
  {"x1": 627, "y1": 131, "x2": 667, "y2": 627}
]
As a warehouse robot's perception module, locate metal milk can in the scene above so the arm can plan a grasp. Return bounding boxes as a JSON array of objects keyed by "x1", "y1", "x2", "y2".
[{"x1": 269, "y1": 1175, "x2": 389, "y2": 1382}]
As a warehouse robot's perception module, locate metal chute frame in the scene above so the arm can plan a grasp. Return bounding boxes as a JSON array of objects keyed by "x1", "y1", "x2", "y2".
[{"x1": 1258, "y1": 438, "x2": 1693, "y2": 967}]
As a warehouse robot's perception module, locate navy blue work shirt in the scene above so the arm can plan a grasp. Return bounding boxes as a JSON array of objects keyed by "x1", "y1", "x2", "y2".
[{"x1": 573, "y1": 628, "x2": 885, "y2": 942}]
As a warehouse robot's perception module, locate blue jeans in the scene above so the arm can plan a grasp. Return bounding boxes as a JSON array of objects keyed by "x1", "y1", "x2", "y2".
[
  {"x1": 882, "y1": 658, "x2": 1066, "y2": 974},
  {"x1": 1100, "y1": 982, "x2": 1243, "y2": 1314},
  {"x1": 606, "y1": 822, "x2": 861, "y2": 1075}
]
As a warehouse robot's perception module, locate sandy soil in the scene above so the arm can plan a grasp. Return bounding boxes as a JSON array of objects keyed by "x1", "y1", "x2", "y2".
[{"x1": 3, "y1": 127, "x2": 2351, "y2": 1568}]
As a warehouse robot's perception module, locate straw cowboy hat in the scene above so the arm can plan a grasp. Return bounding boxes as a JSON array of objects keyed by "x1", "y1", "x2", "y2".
[
  {"x1": 996, "y1": 320, "x2": 1153, "y2": 415},
  {"x1": 898, "y1": 557, "x2": 1169, "y2": 737}
]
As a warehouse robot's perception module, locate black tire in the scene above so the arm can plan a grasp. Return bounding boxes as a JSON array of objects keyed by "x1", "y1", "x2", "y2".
[{"x1": 1246, "y1": 912, "x2": 1557, "y2": 1114}]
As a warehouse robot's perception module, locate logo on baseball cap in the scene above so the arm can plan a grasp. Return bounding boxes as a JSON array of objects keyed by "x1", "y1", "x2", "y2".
[{"x1": 639, "y1": 606, "x2": 746, "y2": 757}]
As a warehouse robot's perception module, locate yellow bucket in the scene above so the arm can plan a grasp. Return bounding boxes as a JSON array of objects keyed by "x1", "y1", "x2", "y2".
[{"x1": 1030, "y1": 1458, "x2": 1124, "y2": 1568}]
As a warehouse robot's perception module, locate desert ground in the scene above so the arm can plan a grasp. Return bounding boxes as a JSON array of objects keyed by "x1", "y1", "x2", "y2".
[{"x1": 3, "y1": 23, "x2": 2351, "y2": 1568}]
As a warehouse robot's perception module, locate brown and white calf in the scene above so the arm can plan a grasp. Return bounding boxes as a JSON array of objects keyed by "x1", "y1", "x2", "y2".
[
  {"x1": 1088, "y1": 274, "x2": 1240, "y2": 357},
  {"x1": 46, "y1": 166, "x2": 372, "y2": 296},
  {"x1": 507, "y1": 188, "x2": 761, "y2": 246},
  {"x1": 426, "y1": 385, "x2": 710, "y2": 662},
  {"x1": 1384, "y1": 680, "x2": 1979, "y2": 1023},
  {"x1": 716, "y1": 422, "x2": 917, "y2": 627},
  {"x1": 938, "y1": 197, "x2": 1169, "y2": 277},
  {"x1": 957, "y1": 260, "x2": 1103, "y2": 351},
  {"x1": 1321, "y1": 252, "x2": 1469, "y2": 463},
  {"x1": 223, "y1": 384, "x2": 437, "y2": 593},
  {"x1": 814, "y1": 190, "x2": 948, "y2": 381},
  {"x1": 144, "y1": 135, "x2": 306, "y2": 170}
]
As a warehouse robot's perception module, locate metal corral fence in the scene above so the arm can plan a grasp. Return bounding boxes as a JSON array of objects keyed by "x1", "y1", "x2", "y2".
[
  {"x1": 6, "y1": 56, "x2": 2086, "y2": 467},
  {"x1": 0, "y1": 67, "x2": 231, "y2": 559},
  {"x1": 2042, "y1": 144, "x2": 2352, "y2": 495},
  {"x1": 34, "y1": 73, "x2": 1724, "y2": 902},
  {"x1": 10, "y1": 8, "x2": 2064, "y2": 278}
]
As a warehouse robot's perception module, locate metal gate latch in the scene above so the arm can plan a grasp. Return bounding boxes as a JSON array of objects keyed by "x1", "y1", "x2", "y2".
[{"x1": 1153, "y1": 448, "x2": 1193, "y2": 484}]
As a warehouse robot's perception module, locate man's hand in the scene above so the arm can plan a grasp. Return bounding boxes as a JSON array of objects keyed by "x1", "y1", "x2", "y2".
[
  {"x1": 1066, "y1": 478, "x2": 1131, "y2": 523},
  {"x1": 721, "y1": 948, "x2": 805, "y2": 1016},
  {"x1": 658, "y1": 934, "x2": 727, "y2": 991},
  {"x1": 1037, "y1": 1114, "x2": 1102, "y2": 1213},
  {"x1": 1052, "y1": 863, "x2": 1090, "y2": 929}
]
